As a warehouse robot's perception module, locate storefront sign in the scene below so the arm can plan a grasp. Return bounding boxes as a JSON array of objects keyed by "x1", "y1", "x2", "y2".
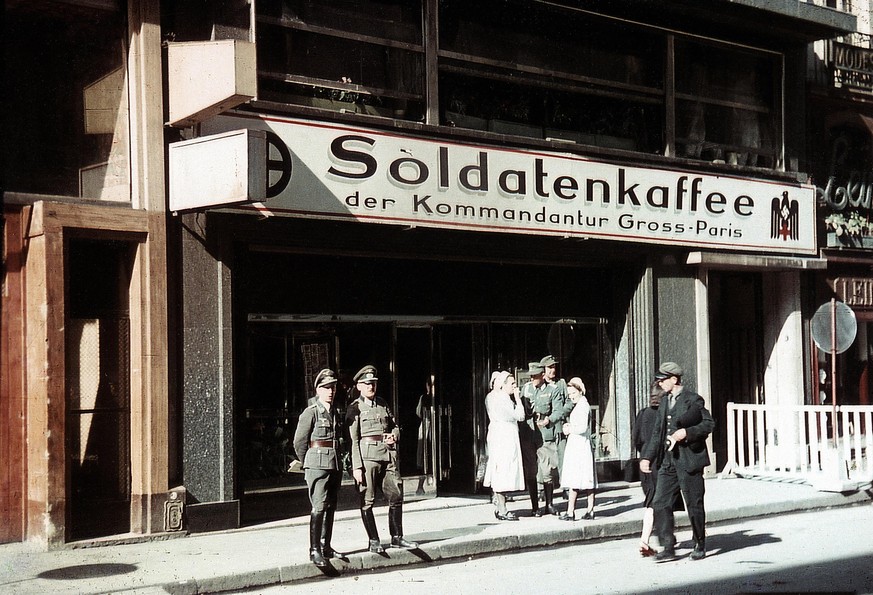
[
  {"x1": 201, "y1": 113, "x2": 817, "y2": 254},
  {"x1": 830, "y1": 40, "x2": 873, "y2": 93},
  {"x1": 834, "y1": 277, "x2": 873, "y2": 308}
]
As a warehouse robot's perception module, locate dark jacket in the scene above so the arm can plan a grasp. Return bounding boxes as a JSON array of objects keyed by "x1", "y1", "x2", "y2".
[
  {"x1": 641, "y1": 387, "x2": 714, "y2": 473},
  {"x1": 632, "y1": 406, "x2": 659, "y2": 455}
]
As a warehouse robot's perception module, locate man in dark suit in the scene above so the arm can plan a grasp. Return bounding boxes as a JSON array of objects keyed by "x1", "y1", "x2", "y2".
[{"x1": 640, "y1": 362, "x2": 714, "y2": 561}]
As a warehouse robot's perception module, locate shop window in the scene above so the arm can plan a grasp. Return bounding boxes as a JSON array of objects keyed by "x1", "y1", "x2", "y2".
[
  {"x1": 4, "y1": 2, "x2": 130, "y2": 201},
  {"x1": 255, "y1": 0, "x2": 425, "y2": 120},
  {"x1": 674, "y1": 38, "x2": 781, "y2": 167}
]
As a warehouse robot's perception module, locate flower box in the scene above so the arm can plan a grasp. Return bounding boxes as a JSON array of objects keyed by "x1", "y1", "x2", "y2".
[{"x1": 826, "y1": 231, "x2": 873, "y2": 249}]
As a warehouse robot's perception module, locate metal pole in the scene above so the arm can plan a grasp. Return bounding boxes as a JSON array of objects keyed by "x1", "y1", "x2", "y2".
[{"x1": 831, "y1": 298, "x2": 838, "y2": 446}]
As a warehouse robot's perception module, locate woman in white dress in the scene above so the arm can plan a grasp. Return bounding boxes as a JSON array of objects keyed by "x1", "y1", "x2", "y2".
[
  {"x1": 560, "y1": 377, "x2": 597, "y2": 521},
  {"x1": 483, "y1": 370, "x2": 525, "y2": 521}
]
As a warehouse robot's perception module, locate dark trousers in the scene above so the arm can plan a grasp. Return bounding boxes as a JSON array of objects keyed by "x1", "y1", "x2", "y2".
[
  {"x1": 651, "y1": 462, "x2": 706, "y2": 547},
  {"x1": 360, "y1": 453, "x2": 403, "y2": 511},
  {"x1": 305, "y1": 468, "x2": 341, "y2": 513}
]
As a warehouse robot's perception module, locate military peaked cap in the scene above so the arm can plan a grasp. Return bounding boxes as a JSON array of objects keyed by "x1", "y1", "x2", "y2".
[
  {"x1": 539, "y1": 355, "x2": 557, "y2": 367},
  {"x1": 354, "y1": 365, "x2": 378, "y2": 384},
  {"x1": 314, "y1": 368, "x2": 338, "y2": 388}
]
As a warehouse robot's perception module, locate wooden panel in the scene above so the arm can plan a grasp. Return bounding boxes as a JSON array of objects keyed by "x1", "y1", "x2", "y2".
[{"x1": 0, "y1": 208, "x2": 28, "y2": 542}]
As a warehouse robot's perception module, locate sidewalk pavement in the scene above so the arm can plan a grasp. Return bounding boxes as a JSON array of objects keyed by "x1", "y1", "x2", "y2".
[{"x1": 1, "y1": 476, "x2": 870, "y2": 595}]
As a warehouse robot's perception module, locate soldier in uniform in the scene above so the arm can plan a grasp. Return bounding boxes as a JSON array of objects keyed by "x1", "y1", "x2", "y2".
[
  {"x1": 293, "y1": 368, "x2": 344, "y2": 567},
  {"x1": 346, "y1": 365, "x2": 418, "y2": 553},
  {"x1": 541, "y1": 354, "x2": 572, "y2": 467},
  {"x1": 518, "y1": 362, "x2": 546, "y2": 516},
  {"x1": 532, "y1": 355, "x2": 573, "y2": 514}
]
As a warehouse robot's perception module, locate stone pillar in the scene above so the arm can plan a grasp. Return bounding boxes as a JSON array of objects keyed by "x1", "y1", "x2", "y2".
[
  {"x1": 762, "y1": 271, "x2": 805, "y2": 470},
  {"x1": 181, "y1": 215, "x2": 238, "y2": 531}
]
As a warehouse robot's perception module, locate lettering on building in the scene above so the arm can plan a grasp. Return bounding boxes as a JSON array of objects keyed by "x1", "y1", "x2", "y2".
[
  {"x1": 835, "y1": 277, "x2": 873, "y2": 308},
  {"x1": 831, "y1": 41, "x2": 873, "y2": 93}
]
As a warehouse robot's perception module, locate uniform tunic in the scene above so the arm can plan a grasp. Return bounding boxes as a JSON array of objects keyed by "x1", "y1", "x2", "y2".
[
  {"x1": 532, "y1": 381, "x2": 572, "y2": 483},
  {"x1": 518, "y1": 381, "x2": 545, "y2": 486},
  {"x1": 483, "y1": 389, "x2": 526, "y2": 492},
  {"x1": 346, "y1": 395, "x2": 403, "y2": 510},
  {"x1": 293, "y1": 399, "x2": 343, "y2": 513}
]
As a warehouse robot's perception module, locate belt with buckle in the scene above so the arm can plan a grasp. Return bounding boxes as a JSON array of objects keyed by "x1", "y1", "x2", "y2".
[
  {"x1": 309, "y1": 439, "x2": 335, "y2": 448},
  {"x1": 361, "y1": 435, "x2": 383, "y2": 442}
]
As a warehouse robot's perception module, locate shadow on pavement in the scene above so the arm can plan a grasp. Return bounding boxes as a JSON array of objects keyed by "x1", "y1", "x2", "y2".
[{"x1": 37, "y1": 563, "x2": 138, "y2": 580}]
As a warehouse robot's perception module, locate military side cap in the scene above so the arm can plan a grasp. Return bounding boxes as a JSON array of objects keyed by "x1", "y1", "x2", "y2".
[
  {"x1": 527, "y1": 362, "x2": 545, "y2": 375},
  {"x1": 540, "y1": 355, "x2": 557, "y2": 367},
  {"x1": 655, "y1": 361, "x2": 684, "y2": 380},
  {"x1": 354, "y1": 365, "x2": 378, "y2": 383},
  {"x1": 314, "y1": 368, "x2": 338, "y2": 388}
]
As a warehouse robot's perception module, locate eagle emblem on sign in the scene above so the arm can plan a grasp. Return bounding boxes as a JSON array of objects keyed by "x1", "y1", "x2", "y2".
[{"x1": 770, "y1": 191, "x2": 799, "y2": 241}]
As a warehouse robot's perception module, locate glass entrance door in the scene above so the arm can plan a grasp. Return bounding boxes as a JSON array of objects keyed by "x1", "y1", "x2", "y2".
[{"x1": 395, "y1": 327, "x2": 437, "y2": 498}]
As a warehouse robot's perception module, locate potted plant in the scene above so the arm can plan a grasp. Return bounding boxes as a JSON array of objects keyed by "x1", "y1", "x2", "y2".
[{"x1": 825, "y1": 211, "x2": 873, "y2": 248}]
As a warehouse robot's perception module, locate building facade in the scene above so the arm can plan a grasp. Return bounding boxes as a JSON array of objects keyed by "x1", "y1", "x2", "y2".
[{"x1": 1, "y1": 0, "x2": 859, "y2": 546}]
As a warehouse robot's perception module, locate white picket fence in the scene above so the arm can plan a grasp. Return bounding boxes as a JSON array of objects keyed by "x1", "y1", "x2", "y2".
[{"x1": 721, "y1": 402, "x2": 873, "y2": 490}]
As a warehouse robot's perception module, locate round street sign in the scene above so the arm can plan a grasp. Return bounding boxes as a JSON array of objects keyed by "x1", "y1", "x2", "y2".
[{"x1": 811, "y1": 301, "x2": 857, "y2": 354}]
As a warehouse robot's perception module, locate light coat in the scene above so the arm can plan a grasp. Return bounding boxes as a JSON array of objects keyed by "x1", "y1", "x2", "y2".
[{"x1": 483, "y1": 388, "x2": 525, "y2": 492}]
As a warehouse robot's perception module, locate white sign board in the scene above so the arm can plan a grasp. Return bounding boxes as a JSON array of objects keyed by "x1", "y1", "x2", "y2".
[
  {"x1": 169, "y1": 128, "x2": 266, "y2": 212},
  {"x1": 200, "y1": 113, "x2": 817, "y2": 254}
]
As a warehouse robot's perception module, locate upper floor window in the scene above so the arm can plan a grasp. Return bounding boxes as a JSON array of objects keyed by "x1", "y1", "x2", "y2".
[
  {"x1": 256, "y1": 0, "x2": 425, "y2": 120},
  {"x1": 675, "y1": 38, "x2": 781, "y2": 168},
  {"x1": 4, "y1": 1, "x2": 131, "y2": 201},
  {"x1": 250, "y1": 0, "x2": 783, "y2": 169},
  {"x1": 438, "y1": 1, "x2": 665, "y2": 152}
]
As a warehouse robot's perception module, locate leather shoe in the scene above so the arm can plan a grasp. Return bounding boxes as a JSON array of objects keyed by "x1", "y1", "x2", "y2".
[
  {"x1": 582, "y1": 510, "x2": 595, "y2": 520},
  {"x1": 558, "y1": 512, "x2": 575, "y2": 521},
  {"x1": 531, "y1": 508, "x2": 543, "y2": 517},
  {"x1": 654, "y1": 547, "x2": 676, "y2": 561},
  {"x1": 494, "y1": 511, "x2": 519, "y2": 521},
  {"x1": 368, "y1": 539, "x2": 385, "y2": 554},
  {"x1": 544, "y1": 506, "x2": 559, "y2": 516},
  {"x1": 690, "y1": 544, "x2": 706, "y2": 560},
  {"x1": 390, "y1": 536, "x2": 419, "y2": 549}
]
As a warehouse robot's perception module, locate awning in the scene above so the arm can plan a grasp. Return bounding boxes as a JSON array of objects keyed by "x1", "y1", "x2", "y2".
[{"x1": 686, "y1": 251, "x2": 828, "y2": 270}]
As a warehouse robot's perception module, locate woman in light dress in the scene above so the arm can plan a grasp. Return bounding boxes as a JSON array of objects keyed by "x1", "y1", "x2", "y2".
[
  {"x1": 559, "y1": 377, "x2": 597, "y2": 521},
  {"x1": 483, "y1": 370, "x2": 525, "y2": 521}
]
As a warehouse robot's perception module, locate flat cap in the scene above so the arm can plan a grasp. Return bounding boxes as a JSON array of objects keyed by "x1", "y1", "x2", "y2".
[
  {"x1": 540, "y1": 355, "x2": 557, "y2": 367},
  {"x1": 354, "y1": 365, "x2": 378, "y2": 384},
  {"x1": 314, "y1": 368, "x2": 338, "y2": 389},
  {"x1": 655, "y1": 361, "x2": 684, "y2": 380}
]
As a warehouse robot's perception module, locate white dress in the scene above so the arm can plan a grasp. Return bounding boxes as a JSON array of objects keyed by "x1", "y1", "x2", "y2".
[
  {"x1": 483, "y1": 389, "x2": 526, "y2": 492},
  {"x1": 560, "y1": 397, "x2": 598, "y2": 491}
]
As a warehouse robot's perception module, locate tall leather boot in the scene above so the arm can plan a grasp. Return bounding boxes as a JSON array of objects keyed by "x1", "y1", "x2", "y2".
[
  {"x1": 309, "y1": 512, "x2": 326, "y2": 567},
  {"x1": 321, "y1": 509, "x2": 337, "y2": 558},
  {"x1": 530, "y1": 483, "x2": 542, "y2": 517},
  {"x1": 543, "y1": 483, "x2": 558, "y2": 515},
  {"x1": 388, "y1": 506, "x2": 419, "y2": 549},
  {"x1": 361, "y1": 509, "x2": 385, "y2": 554}
]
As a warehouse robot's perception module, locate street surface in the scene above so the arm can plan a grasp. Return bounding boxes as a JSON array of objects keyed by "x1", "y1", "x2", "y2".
[{"x1": 236, "y1": 503, "x2": 873, "y2": 595}]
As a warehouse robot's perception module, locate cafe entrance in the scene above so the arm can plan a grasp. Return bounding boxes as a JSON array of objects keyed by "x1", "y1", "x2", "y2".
[{"x1": 240, "y1": 316, "x2": 611, "y2": 518}]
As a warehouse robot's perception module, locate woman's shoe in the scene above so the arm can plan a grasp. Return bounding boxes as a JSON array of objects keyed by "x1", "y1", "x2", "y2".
[
  {"x1": 582, "y1": 509, "x2": 595, "y2": 520},
  {"x1": 494, "y1": 511, "x2": 519, "y2": 521},
  {"x1": 558, "y1": 512, "x2": 576, "y2": 521},
  {"x1": 639, "y1": 541, "x2": 656, "y2": 557}
]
